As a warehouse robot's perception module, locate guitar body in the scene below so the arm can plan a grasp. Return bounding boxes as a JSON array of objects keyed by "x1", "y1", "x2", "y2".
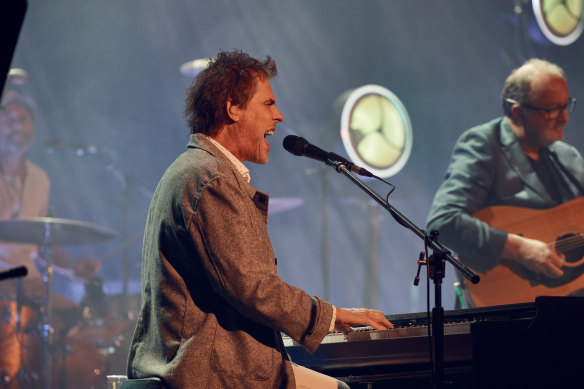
[{"x1": 466, "y1": 197, "x2": 584, "y2": 307}]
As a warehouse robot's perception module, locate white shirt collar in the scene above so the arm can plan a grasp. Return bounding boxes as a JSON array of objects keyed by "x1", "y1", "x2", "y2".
[{"x1": 204, "y1": 135, "x2": 251, "y2": 183}]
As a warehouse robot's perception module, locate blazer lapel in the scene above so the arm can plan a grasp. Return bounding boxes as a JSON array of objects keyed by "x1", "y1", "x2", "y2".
[
  {"x1": 498, "y1": 119, "x2": 552, "y2": 202},
  {"x1": 189, "y1": 134, "x2": 270, "y2": 221}
]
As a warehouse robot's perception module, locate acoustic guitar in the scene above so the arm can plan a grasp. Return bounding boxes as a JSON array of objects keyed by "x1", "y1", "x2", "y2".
[{"x1": 465, "y1": 197, "x2": 584, "y2": 307}]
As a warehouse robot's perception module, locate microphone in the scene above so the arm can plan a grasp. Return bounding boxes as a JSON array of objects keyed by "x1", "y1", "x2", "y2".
[
  {"x1": 44, "y1": 140, "x2": 109, "y2": 156},
  {"x1": 282, "y1": 135, "x2": 374, "y2": 177},
  {"x1": 0, "y1": 266, "x2": 27, "y2": 282}
]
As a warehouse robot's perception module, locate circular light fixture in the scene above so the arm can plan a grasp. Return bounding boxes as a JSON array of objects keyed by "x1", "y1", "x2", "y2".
[
  {"x1": 532, "y1": 0, "x2": 584, "y2": 45},
  {"x1": 339, "y1": 85, "x2": 413, "y2": 178},
  {"x1": 179, "y1": 57, "x2": 213, "y2": 77}
]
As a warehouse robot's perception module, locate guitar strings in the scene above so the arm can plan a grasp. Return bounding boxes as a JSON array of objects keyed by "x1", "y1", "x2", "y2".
[{"x1": 547, "y1": 233, "x2": 584, "y2": 267}]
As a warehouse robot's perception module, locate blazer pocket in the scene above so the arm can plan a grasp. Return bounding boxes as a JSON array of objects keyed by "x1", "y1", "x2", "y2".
[{"x1": 210, "y1": 323, "x2": 274, "y2": 381}]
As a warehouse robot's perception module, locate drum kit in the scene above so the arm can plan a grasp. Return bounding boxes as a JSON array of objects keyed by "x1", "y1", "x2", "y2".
[
  {"x1": 0, "y1": 197, "x2": 305, "y2": 389},
  {"x1": 0, "y1": 217, "x2": 137, "y2": 389}
]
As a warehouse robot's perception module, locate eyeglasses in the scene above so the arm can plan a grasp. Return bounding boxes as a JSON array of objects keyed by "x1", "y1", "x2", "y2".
[{"x1": 505, "y1": 97, "x2": 576, "y2": 120}]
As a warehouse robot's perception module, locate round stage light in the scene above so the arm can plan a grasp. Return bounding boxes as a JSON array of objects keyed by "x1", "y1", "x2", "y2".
[
  {"x1": 532, "y1": 0, "x2": 584, "y2": 46},
  {"x1": 339, "y1": 85, "x2": 412, "y2": 178}
]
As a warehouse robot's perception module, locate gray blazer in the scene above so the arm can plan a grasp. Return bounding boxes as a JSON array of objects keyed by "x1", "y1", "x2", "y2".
[
  {"x1": 127, "y1": 134, "x2": 333, "y2": 388},
  {"x1": 427, "y1": 117, "x2": 584, "y2": 272}
]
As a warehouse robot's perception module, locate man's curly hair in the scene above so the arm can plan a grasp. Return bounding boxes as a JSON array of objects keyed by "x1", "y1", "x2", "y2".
[{"x1": 184, "y1": 50, "x2": 277, "y2": 136}]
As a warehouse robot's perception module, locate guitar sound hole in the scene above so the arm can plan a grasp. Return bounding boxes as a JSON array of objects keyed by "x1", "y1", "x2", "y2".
[
  {"x1": 556, "y1": 233, "x2": 584, "y2": 265},
  {"x1": 534, "y1": 233, "x2": 584, "y2": 287}
]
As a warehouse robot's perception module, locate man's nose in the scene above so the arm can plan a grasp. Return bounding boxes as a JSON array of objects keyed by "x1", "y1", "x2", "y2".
[{"x1": 274, "y1": 107, "x2": 283, "y2": 123}]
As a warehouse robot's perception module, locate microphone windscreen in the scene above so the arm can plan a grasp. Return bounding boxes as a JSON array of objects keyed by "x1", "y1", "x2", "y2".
[
  {"x1": 282, "y1": 135, "x2": 307, "y2": 156},
  {"x1": 0, "y1": 266, "x2": 27, "y2": 281}
]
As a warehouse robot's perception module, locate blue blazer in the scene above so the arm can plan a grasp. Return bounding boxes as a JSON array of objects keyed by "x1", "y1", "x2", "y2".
[{"x1": 426, "y1": 117, "x2": 584, "y2": 272}]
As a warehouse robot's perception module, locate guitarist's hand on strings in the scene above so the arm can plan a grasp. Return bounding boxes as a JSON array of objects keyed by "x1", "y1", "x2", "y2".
[{"x1": 503, "y1": 234, "x2": 565, "y2": 278}]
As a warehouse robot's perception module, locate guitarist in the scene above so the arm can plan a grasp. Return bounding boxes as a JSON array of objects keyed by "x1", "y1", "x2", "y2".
[{"x1": 426, "y1": 59, "x2": 584, "y2": 306}]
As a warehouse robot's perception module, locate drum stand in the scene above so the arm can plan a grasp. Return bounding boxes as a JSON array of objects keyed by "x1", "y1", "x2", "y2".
[{"x1": 37, "y1": 221, "x2": 55, "y2": 389}]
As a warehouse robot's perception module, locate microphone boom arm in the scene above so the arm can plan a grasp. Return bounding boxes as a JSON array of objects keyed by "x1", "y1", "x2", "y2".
[
  {"x1": 331, "y1": 160, "x2": 477, "y2": 282},
  {"x1": 331, "y1": 160, "x2": 478, "y2": 388}
]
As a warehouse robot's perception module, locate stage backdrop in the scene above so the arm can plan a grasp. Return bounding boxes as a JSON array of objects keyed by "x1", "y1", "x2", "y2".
[{"x1": 7, "y1": 0, "x2": 584, "y2": 315}]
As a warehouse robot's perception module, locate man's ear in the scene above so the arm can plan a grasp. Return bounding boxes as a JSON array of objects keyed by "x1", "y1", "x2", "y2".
[
  {"x1": 226, "y1": 99, "x2": 241, "y2": 122},
  {"x1": 510, "y1": 104, "x2": 524, "y2": 126}
]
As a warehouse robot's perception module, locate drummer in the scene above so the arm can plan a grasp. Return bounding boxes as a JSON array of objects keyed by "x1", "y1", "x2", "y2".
[
  {"x1": 0, "y1": 80, "x2": 100, "y2": 301},
  {"x1": 0, "y1": 87, "x2": 50, "y2": 276}
]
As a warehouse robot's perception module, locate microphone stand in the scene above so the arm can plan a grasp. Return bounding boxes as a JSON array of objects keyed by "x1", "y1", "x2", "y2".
[
  {"x1": 104, "y1": 150, "x2": 153, "y2": 301},
  {"x1": 106, "y1": 158, "x2": 130, "y2": 297},
  {"x1": 330, "y1": 161, "x2": 479, "y2": 388},
  {"x1": 320, "y1": 167, "x2": 330, "y2": 300}
]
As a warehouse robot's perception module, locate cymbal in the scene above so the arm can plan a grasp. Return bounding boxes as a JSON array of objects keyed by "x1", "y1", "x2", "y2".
[
  {"x1": 269, "y1": 197, "x2": 304, "y2": 215},
  {"x1": 0, "y1": 217, "x2": 116, "y2": 246}
]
